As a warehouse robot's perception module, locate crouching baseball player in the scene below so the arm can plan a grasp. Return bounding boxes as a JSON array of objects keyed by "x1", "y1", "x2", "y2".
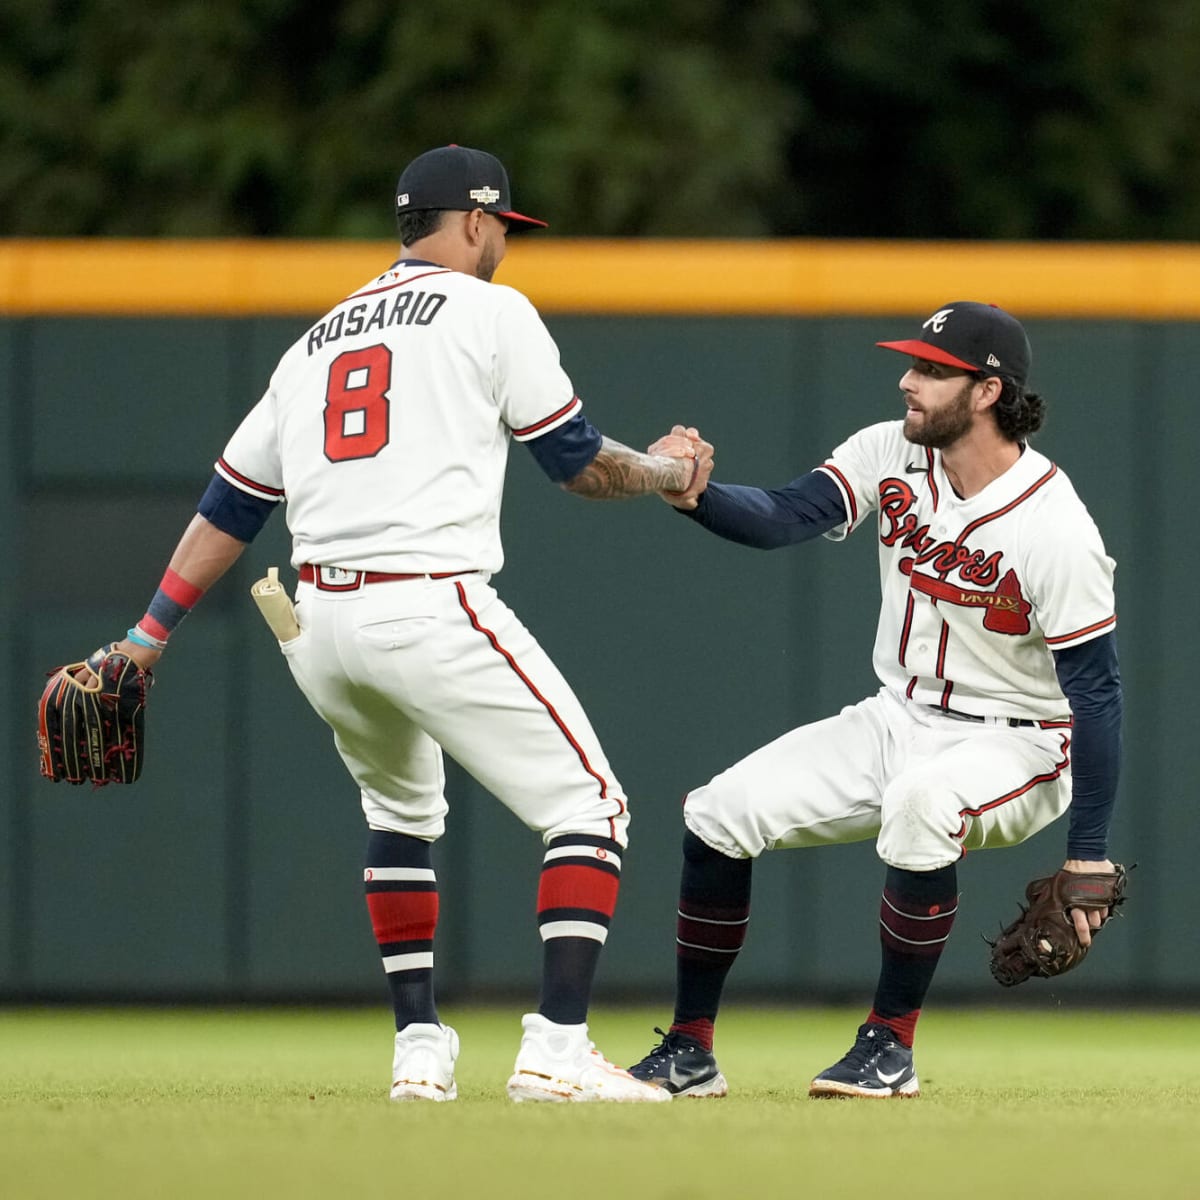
[
  {"x1": 628, "y1": 302, "x2": 1126, "y2": 1099},
  {"x1": 42, "y1": 146, "x2": 712, "y2": 1103}
]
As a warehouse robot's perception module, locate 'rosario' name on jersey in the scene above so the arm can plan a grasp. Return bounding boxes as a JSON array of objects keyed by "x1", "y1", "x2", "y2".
[{"x1": 216, "y1": 260, "x2": 583, "y2": 575}]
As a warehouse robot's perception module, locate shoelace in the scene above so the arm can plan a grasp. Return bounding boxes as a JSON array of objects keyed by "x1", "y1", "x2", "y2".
[
  {"x1": 644, "y1": 1026, "x2": 680, "y2": 1062},
  {"x1": 836, "y1": 1025, "x2": 895, "y2": 1071},
  {"x1": 644, "y1": 1026, "x2": 703, "y2": 1064}
]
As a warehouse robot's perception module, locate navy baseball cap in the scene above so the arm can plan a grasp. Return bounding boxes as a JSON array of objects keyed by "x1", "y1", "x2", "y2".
[
  {"x1": 395, "y1": 145, "x2": 547, "y2": 231},
  {"x1": 877, "y1": 301, "x2": 1031, "y2": 387}
]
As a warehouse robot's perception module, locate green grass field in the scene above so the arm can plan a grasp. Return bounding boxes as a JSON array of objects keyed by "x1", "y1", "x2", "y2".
[{"x1": 2, "y1": 1005, "x2": 1198, "y2": 1199}]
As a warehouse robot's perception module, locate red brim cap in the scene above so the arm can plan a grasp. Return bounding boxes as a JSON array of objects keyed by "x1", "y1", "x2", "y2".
[
  {"x1": 876, "y1": 339, "x2": 979, "y2": 373},
  {"x1": 499, "y1": 209, "x2": 548, "y2": 231}
]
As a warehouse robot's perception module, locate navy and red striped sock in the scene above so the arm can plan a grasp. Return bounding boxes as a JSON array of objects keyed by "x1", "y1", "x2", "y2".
[
  {"x1": 670, "y1": 830, "x2": 752, "y2": 1052},
  {"x1": 364, "y1": 829, "x2": 439, "y2": 1031},
  {"x1": 536, "y1": 833, "x2": 623, "y2": 1025},
  {"x1": 869, "y1": 863, "x2": 958, "y2": 1047}
]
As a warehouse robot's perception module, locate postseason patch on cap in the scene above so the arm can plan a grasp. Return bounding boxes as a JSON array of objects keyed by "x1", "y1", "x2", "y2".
[{"x1": 394, "y1": 145, "x2": 548, "y2": 229}]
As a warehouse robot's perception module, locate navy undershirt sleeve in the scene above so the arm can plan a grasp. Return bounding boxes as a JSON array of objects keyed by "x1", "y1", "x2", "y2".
[
  {"x1": 680, "y1": 472, "x2": 848, "y2": 547},
  {"x1": 525, "y1": 412, "x2": 604, "y2": 483},
  {"x1": 197, "y1": 473, "x2": 278, "y2": 542},
  {"x1": 1052, "y1": 631, "x2": 1122, "y2": 859}
]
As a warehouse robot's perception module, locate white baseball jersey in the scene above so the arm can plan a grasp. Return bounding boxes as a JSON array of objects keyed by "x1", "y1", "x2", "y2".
[
  {"x1": 216, "y1": 260, "x2": 582, "y2": 574},
  {"x1": 215, "y1": 259, "x2": 629, "y2": 848},
  {"x1": 681, "y1": 420, "x2": 1118, "y2": 868},
  {"x1": 816, "y1": 420, "x2": 1117, "y2": 720}
]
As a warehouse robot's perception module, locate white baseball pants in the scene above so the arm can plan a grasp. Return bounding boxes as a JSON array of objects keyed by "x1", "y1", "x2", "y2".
[
  {"x1": 281, "y1": 573, "x2": 629, "y2": 846},
  {"x1": 683, "y1": 687, "x2": 1073, "y2": 870}
]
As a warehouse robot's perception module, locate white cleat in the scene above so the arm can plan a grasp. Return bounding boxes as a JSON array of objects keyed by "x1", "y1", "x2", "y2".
[
  {"x1": 505, "y1": 1013, "x2": 672, "y2": 1104},
  {"x1": 390, "y1": 1022, "x2": 459, "y2": 1102}
]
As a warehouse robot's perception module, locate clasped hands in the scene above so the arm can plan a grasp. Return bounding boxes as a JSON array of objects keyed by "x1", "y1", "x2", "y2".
[{"x1": 650, "y1": 424, "x2": 714, "y2": 510}]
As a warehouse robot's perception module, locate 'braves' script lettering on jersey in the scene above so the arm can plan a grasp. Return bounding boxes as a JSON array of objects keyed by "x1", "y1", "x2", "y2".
[
  {"x1": 307, "y1": 292, "x2": 448, "y2": 355},
  {"x1": 877, "y1": 478, "x2": 1001, "y2": 585},
  {"x1": 815, "y1": 419, "x2": 1115, "y2": 715},
  {"x1": 877, "y1": 478, "x2": 1032, "y2": 634}
]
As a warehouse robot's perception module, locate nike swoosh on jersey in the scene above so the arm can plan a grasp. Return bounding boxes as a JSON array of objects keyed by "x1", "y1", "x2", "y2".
[{"x1": 904, "y1": 464, "x2": 929, "y2": 474}]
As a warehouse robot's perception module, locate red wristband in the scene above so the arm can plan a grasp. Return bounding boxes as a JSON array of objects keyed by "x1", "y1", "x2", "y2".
[{"x1": 138, "y1": 567, "x2": 206, "y2": 645}]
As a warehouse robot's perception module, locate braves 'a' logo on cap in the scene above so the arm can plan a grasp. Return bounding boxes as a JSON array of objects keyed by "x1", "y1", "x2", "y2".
[
  {"x1": 470, "y1": 187, "x2": 501, "y2": 204},
  {"x1": 923, "y1": 308, "x2": 953, "y2": 333}
]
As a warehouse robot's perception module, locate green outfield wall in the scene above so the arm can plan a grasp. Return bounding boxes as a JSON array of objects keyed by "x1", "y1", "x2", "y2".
[{"x1": 1, "y1": 241, "x2": 1195, "y2": 1006}]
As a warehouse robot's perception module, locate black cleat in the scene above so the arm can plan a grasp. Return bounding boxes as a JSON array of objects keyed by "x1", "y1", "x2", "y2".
[
  {"x1": 809, "y1": 1022, "x2": 919, "y2": 1099},
  {"x1": 628, "y1": 1027, "x2": 729, "y2": 1098}
]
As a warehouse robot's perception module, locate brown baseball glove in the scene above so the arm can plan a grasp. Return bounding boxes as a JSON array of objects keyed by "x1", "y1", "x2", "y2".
[
  {"x1": 37, "y1": 644, "x2": 153, "y2": 786},
  {"x1": 987, "y1": 864, "x2": 1129, "y2": 986}
]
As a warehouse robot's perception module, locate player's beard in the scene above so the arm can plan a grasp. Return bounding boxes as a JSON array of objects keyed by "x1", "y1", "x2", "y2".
[
  {"x1": 903, "y1": 378, "x2": 976, "y2": 449},
  {"x1": 476, "y1": 241, "x2": 499, "y2": 282}
]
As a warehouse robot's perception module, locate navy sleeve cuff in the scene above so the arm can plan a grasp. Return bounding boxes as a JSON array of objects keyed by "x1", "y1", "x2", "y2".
[
  {"x1": 524, "y1": 412, "x2": 604, "y2": 483},
  {"x1": 1053, "y1": 632, "x2": 1123, "y2": 859},
  {"x1": 197, "y1": 473, "x2": 278, "y2": 542},
  {"x1": 680, "y1": 473, "x2": 846, "y2": 548}
]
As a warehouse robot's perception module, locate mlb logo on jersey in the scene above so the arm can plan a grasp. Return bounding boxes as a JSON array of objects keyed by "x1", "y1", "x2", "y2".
[{"x1": 319, "y1": 566, "x2": 362, "y2": 589}]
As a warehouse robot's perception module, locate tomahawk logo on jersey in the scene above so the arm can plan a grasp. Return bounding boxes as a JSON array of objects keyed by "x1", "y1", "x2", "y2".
[{"x1": 818, "y1": 421, "x2": 1116, "y2": 719}]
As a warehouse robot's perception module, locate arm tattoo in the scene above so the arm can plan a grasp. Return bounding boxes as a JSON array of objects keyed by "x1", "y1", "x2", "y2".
[{"x1": 562, "y1": 437, "x2": 692, "y2": 500}]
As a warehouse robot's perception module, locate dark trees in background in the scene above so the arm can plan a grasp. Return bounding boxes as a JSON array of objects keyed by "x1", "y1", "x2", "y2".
[{"x1": 3, "y1": 0, "x2": 1198, "y2": 239}]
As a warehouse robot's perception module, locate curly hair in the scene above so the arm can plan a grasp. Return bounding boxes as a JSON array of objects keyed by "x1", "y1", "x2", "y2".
[
  {"x1": 989, "y1": 377, "x2": 1046, "y2": 442},
  {"x1": 397, "y1": 208, "x2": 447, "y2": 246}
]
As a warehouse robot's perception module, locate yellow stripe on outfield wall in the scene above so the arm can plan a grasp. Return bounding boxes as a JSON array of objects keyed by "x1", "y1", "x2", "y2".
[{"x1": 2, "y1": 239, "x2": 1199, "y2": 318}]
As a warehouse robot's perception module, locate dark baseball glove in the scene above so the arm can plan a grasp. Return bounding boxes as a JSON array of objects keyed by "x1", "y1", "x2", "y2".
[
  {"x1": 37, "y1": 644, "x2": 153, "y2": 786},
  {"x1": 987, "y1": 864, "x2": 1128, "y2": 986}
]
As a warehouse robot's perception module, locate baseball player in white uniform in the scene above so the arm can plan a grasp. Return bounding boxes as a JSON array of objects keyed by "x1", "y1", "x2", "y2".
[
  {"x1": 627, "y1": 302, "x2": 1123, "y2": 1099},
  {"x1": 100, "y1": 145, "x2": 712, "y2": 1103}
]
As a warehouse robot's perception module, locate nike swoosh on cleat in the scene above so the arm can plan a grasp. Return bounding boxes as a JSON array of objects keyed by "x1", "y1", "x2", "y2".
[
  {"x1": 668, "y1": 1063, "x2": 700, "y2": 1090},
  {"x1": 876, "y1": 1067, "x2": 907, "y2": 1085}
]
